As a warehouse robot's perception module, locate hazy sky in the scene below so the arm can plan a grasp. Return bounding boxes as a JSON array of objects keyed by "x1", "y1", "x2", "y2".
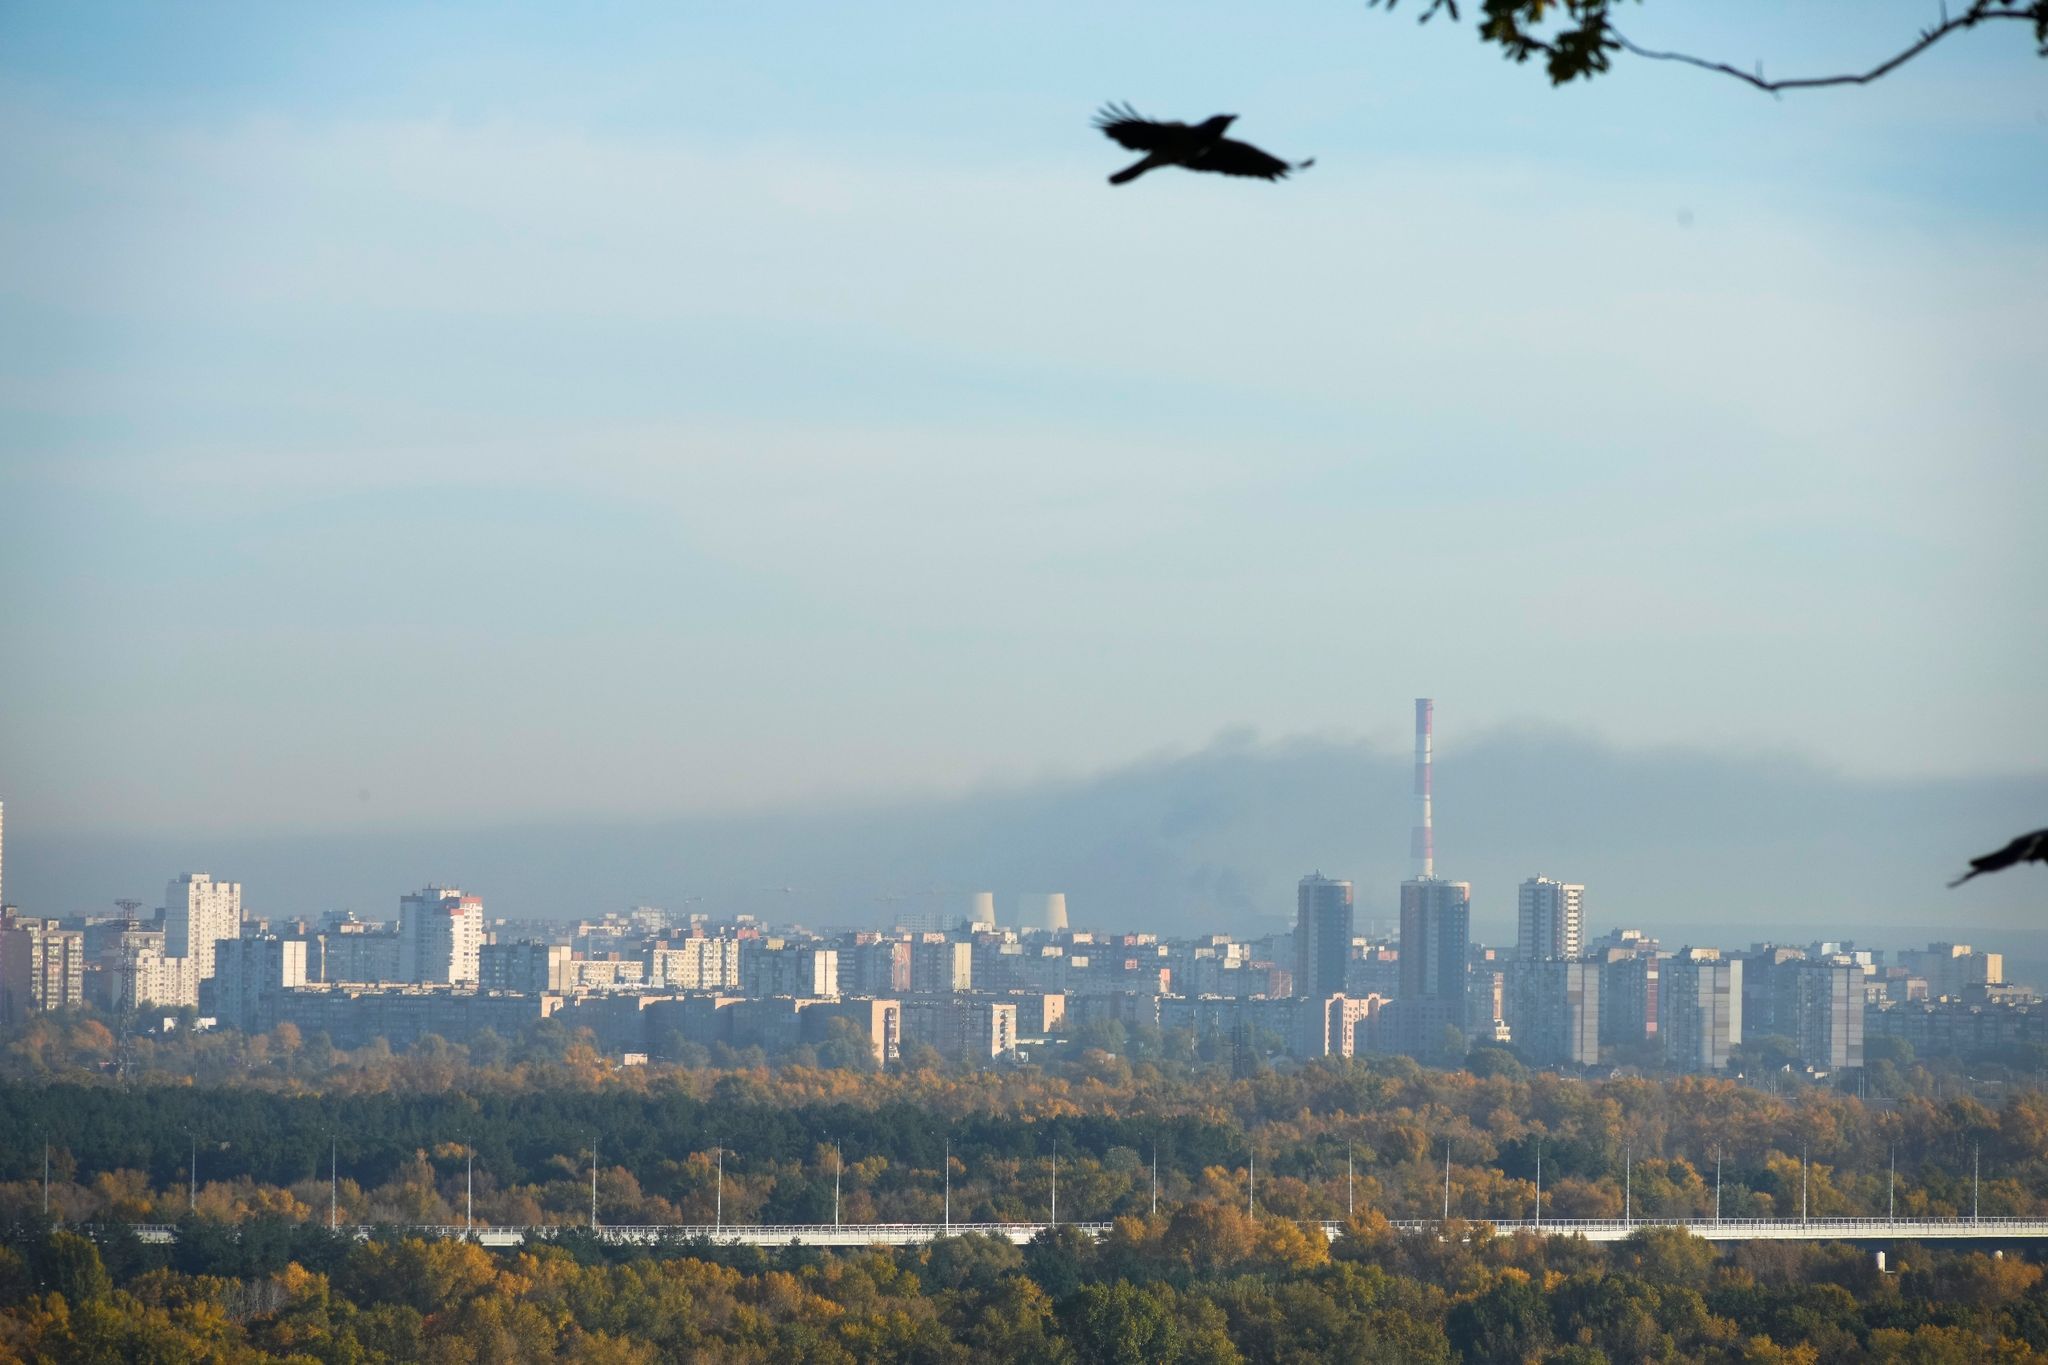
[{"x1": 2, "y1": 1, "x2": 2044, "y2": 841}]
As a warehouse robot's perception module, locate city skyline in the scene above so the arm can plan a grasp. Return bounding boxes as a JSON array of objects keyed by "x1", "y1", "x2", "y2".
[
  {"x1": 2, "y1": 5, "x2": 2045, "y2": 1359},
  {"x1": 7, "y1": 849, "x2": 2017, "y2": 1078},
  {"x1": 6, "y1": 713, "x2": 2042, "y2": 943}
]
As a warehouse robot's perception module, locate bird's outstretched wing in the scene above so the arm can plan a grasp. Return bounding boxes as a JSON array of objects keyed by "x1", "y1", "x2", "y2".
[
  {"x1": 1194, "y1": 138, "x2": 1300, "y2": 180},
  {"x1": 1094, "y1": 102, "x2": 1180, "y2": 151},
  {"x1": 1949, "y1": 827, "x2": 2048, "y2": 887}
]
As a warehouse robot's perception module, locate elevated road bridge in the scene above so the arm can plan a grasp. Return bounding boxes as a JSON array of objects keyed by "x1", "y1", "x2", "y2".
[{"x1": 115, "y1": 1216, "x2": 2048, "y2": 1249}]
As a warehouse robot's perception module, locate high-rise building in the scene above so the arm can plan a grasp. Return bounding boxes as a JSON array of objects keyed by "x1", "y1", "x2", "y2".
[
  {"x1": 1505, "y1": 958, "x2": 1600, "y2": 1067},
  {"x1": 910, "y1": 939, "x2": 973, "y2": 993},
  {"x1": 165, "y1": 873, "x2": 242, "y2": 980},
  {"x1": 901, "y1": 997, "x2": 1017, "y2": 1063},
  {"x1": 1344, "y1": 944, "x2": 1401, "y2": 1000},
  {"x1": 1399, "y1": 878, "x2": 1471, "y2": 1005},
  {"x1": 1660, "y1": 949, "x2": 1742, "y2": 1072},
  {"x1": 1599, "y1": 950, "x2": 1662, "y2": 1047},
  {"x1": 744, "y1": 941, "x2": 839, "y2": 998},
  {"x1": 1395, "y1": 877, "x2": 1472, "y2": 1055},
  {"x1": 1469, "y1": 944, "x2": 1508, "y2": 1037},
  {"x1": 1515, "y1": 877, "x2": 1584, "y2": 961},
  {"x1": 0, "y1": 916, "x2": 85, "y2": 1023},
  {"x1": 1296, "y1": 994, "x2": 1386, "y2": 1059},
  {"x1": 398, "y1": 886, "x2": 484, "y2": 985},
  {"x1": 646, "y1": 937, "x2": 743, "y2": 992},
  {"x1": 321, "y1": 926, "x2": 403, "y2": 984},
  {"x1": 1898, "y1": 943, "x2": 2005, "y2": 1000},
  {"x1": 1737, "y1": 945, "x2": 1808, "y2": 1039},
  {"x1": 210, "y1": 936, "x2": 309, "y2": 1032},
  {"x1": 1293, "y1": 874, "x2": 1355, "y2": 999},
  {"x1": 842, "y1": 936, "x2": 912, "y2": 996},
  {"x1": 1791, "y1": 956, "x2": 1866, "y2": 1070},
  {"x1": 481, "y1": 941, "x2": 572, "y2": 994}
]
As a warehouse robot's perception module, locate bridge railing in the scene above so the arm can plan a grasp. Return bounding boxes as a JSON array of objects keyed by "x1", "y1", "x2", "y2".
[
  {"x1": 1460, "y1": 1216, "x2": 2048, "y2": 1233},
  {"x1": 80, "y1": 1216, "x2": 2048, "y2": 1246}
]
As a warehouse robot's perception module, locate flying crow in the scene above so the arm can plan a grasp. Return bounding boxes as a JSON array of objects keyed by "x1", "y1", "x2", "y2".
[
  {"x1": 1094, "y1": 103, "x2": 1313, "y2": 186},
  {"x1": 1949, "y1": 828, "x2": 2048, "y2": 887}
]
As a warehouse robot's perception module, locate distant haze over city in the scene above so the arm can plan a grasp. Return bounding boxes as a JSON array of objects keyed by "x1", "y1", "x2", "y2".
[{"x1": 8, "y1": 721, "x2": 2043, "y2": 947}]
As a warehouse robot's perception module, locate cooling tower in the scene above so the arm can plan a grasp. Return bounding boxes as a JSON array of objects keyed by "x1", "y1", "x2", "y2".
[
  {"x1": 969, "y1": 891, "x2": 997, "y2": 926},
  {"x1": 1016, "y1": 893, "x2": 1070, "y2": 932}
]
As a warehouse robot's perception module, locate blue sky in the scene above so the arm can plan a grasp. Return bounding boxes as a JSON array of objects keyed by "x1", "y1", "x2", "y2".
[{"x1": 1, "y1": 1, "x2": 2044, "y2": 840}]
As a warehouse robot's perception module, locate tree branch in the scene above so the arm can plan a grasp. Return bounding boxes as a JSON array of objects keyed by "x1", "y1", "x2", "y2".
[{"x1": 1609, "y1": 4, "x2": 2040, "y2": 94}]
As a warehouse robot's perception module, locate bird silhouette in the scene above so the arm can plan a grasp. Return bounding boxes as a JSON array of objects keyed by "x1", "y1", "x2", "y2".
[
  {"x1": 1949, "y1": 828, "x2": 2048, "y2": 887},
  {"x1": 1094, "y1": 103, "x2": 1313, "y2": 186}
]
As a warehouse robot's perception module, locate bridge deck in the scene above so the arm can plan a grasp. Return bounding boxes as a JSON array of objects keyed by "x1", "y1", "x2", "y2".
[{"x1": 114, "y1": 1216, "x2": 2048, "y2": 1248}]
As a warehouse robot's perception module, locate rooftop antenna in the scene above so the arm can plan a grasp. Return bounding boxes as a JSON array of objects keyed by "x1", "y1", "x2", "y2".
[
  {"x1": 1888, "y1": 1144, "x2": 1895, "y2": 1223},
  {"x1": 1050, "y1": 1148, "x2": 1058, "y2": 1227},
  {"x1": 115, "y1": 899, "x2": 142, "y2": 925},
  {"x1": 1801, "y1": 1143, "x2": 1808, "y2": 1224},
  {"x1": 1974, "y1": 1143, "x2": 1981, "y2": 1224},
  {"x1": 1412, "y1": 699, "x2": 1436, "y2": 880},
  {"x1": 1443, "y1": 1141, "x2": 1451, "y2": 1222},
  {"x1": 715, "y1": 1147, "x2": 724, "y2": 1231}
]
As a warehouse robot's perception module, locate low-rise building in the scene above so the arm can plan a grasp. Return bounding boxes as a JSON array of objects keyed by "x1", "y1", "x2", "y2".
[{"x1": 275, "y1": 984, "x2": 559, "y2": 1049}]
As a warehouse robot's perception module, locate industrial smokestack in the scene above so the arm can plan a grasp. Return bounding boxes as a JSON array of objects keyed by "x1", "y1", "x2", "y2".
[{"x1": 1412, "y1": 698, "x2": 1435, "y2": 880}]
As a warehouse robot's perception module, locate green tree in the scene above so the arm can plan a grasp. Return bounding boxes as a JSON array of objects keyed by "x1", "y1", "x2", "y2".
[
  {"x1": 1446, "y1": 1275, "x2": 1553, "y2": 1364},
  {"x1": 1068, "y1": 1280, "x2": 1183, "y2": 1365},
  {"x1": 1616, "y1": 1225, "x2": 1717, "y2": 1292},
  {"x1": 29, "y1": 1229, "x2": 111, "y2": 1304}
]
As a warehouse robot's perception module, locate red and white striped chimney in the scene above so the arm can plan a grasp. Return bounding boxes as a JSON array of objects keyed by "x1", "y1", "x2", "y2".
[{"x1": 1411, "y1": 698, "x2": 1435, "y2": 880}]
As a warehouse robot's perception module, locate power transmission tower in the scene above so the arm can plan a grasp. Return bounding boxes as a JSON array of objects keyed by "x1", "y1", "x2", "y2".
[{"x1": 1230, "y1": 1019, "x2": 1253, "y2": 1080}]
